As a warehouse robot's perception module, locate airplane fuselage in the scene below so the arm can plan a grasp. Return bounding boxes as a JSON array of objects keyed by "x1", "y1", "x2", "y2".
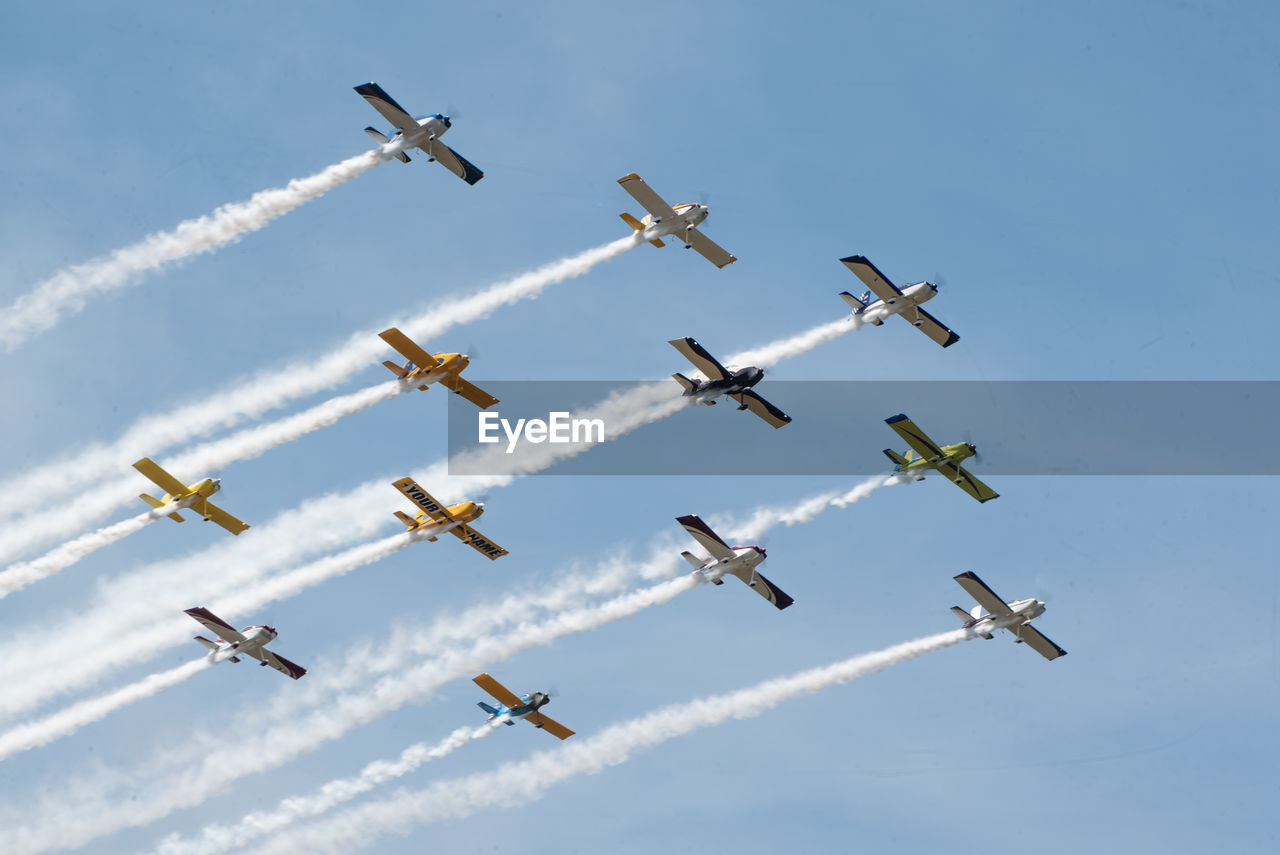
[
  {"x1": 206, "y1": 625, "x2": 277, "y2": 664},
  {"x1": 640, "y1": 203, "x2": 708, "y2": 245},
  {"x1": 483, "y1": 691, "x2": 551, "y2": 724},
  {"x1": 402, "y1": 352, "x2": 469, "y2": 389},
  {"x1": 695, "y1": 545, "x2": 766, "y2": 584},
  {"x1": 685, "y1": 366, "x2": 765, "y2": 406},
  {"x1": 896, "y1": 442, "x2": 976, "y2": 478},
  {"x1": 967, "y1": 597, "x2": 1045, "y2": 637},
  {"x1": 855, "y1": 281, "x2": 938, "y2": 325},
  {"x1": 158, "y1": 477, "x2": 221, "y2": 506},
  {"x1": 389, "y1": 114, "x2": 452, "y2": 152}
]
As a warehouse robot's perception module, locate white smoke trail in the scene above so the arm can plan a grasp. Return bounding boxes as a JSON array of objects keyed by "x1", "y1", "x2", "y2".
[
  {"x1": 726, "y1": 316, "x2": 855, "y2": 369},
  {"x1": 2, "y1": 575, "x2": 701, "y2": 854},
  {"x1": 0, "y1": 235, "x2": 641, "y2": 526},
  {"x1": 0, "y1": 379, "x2": 407, "y2": 564},
  {"x1": 149, "y1": 719, "x2": 506, "y2": 855},
  {"x1": 0, "y1": 501, "x2": 183, "y2": 598},
  {"x1": 0, "y1": 659, "x2": 211, "y2": 763},
  {"x1": 255, "y1": 629, "x2": 972, "y2": 855},
  {"x1": 0, "y1": 145, "x2": 401, "y2": 352}
]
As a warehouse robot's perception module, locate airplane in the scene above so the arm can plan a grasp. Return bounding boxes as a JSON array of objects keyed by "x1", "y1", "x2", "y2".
[
  {"x1": 950, "y1": 572, "x2": 1067, "y2": 661},
  {"x1": 354, "y1": 82, "x2": 484, "y2": 185},
  {"x1": 882, "y1": 414, "x2": 998, "y2": 503},
  {"x1": 132, "y1": 457, "x2": 249, "y2": 535},
  {"x1": 378, "y1": 327, "x2": 498, "y2": 410},
  {"x1": 390, "y1": 476, "x2": 508, "y2": 560},
  {"x1": 472, "y1": 672, "x2": 574, "y2": 740},
  {"x1": 837, "y1": 255, "x2": 959, "y2": 348},
  {"x1": 183, "y1": 606, "x2": 308, "y2": 679},
  {"x1": 668, "y1": 337, "x2": 791, "y2": 429},
  {"x1": 677, "y1": 514, "x2": 793, "y2": 610},
  {"x1": 617, "y1": 173, "x2": 736, "y2": 268}
]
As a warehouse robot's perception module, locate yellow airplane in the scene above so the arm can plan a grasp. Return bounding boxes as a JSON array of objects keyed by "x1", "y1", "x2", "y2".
[
  {"x1": 391, "y1": 476, "x2": 508, "y2": 560},
  {"x1": 132, "y1": 457, "x2": 250, "y2": 535},
  {"x1": 378, "y1": 327, "x2": 498, "y2": 410}
]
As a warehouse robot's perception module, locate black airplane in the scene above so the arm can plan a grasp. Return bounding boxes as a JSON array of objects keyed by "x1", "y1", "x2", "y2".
[{"x1": 668, "y1": 337, "x2": 792, "y2": 429}]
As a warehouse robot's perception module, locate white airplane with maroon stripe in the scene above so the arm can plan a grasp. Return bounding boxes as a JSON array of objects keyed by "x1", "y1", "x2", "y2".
[
  {"x1": 677, "y1": 515, "x2": 793, "y2": 610},
  {"x1": 950, "y1": 572, "x2": 1066, "y2": 661},
  {"x1": 184, "y1": 607, "x2": 307, "y2": 680}
]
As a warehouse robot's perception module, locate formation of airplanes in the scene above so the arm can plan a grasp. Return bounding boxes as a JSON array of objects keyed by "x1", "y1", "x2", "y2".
[{"x1": 85, "y1": 84, "x2": 1060, "y2": 742}]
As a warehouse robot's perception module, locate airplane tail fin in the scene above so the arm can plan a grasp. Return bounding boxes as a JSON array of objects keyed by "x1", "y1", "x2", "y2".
[
  {"x1": 619, "y1": 212, "x2": 644, "y2": 232},
  {"x1": 838, "y1": 290, "x2": 868, "y2": 312},
  {"x1": 672, "y1": 373, "x2": 697, "y2": 394},
  {"x1": 477, "y1": 701, "x2": 516, "y2": 724},
  {"x1": 382, "y1": 360, "x2": 410, "y2": 378},
  {"x1": 140, "y1": 493, "x2": 185, "y2": 523},
  {"x1": 193, "y1": 635, "x2": 218, "y2": 651},
  {"x1": 363, "y1": 127, "x2": 411, "y2": 163},
  {"x1": 393, "y1": 510, "x2": 420, "y2": 531},
  {"x1": 882, "y1": 449, "x2": 908, "y2": 469}
]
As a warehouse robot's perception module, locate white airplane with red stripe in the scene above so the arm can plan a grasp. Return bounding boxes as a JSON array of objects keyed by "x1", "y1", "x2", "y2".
[{"x1": 184, "y1": 607, "x2": 307, "y2": 680}]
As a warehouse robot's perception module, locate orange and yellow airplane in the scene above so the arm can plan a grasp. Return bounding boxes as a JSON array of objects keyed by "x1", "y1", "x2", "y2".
[
  {"x1": 378, "y1": 327, "x2": 498, "y2": 409},
  {"x1": 132, "y1": 457, "x2": 249, "y2": 535},
  {"x1": 391, "y1": 476, "x2": 508, "y2": 560}
]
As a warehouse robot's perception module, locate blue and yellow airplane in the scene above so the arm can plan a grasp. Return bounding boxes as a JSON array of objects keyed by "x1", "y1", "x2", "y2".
[
  {"x1": 473, "y1": 673, "x2": 575, "y2": 740},
  {"x1": 882, "y1": 414, "x2": 999, "y2": 503}
]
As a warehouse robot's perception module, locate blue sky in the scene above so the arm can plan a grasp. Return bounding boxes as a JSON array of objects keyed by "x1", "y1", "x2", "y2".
[{"x1": 1, "y1": 2, "x2": 1278, "y2": 853}]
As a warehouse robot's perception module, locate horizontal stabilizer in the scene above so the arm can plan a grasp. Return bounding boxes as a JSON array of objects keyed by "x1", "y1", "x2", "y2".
[
  {"x1": 649, "y1": 238, "x2": 666, "y2": 248},
  {"x1": 838, "y1": 290, "x2": 868, "y2": 311},
  {"x1": 949, "y1": 606, "x2": 972, "y2": 624},
  {"x1": 671, "y1": 372, "x2": 696, "y2": 393},
  {"x1": 882, "y1": 448, "x2": 908, "y2": 467},
  {"x1": 382, "y1": 360, "x2": 409, "y2": 378},
  {"x1": 393, "y1": 510, "x2": 420, "y2": 530},
  {"x1": 619, "y1": 212, "x2": 644, "y2": 232},
  {"x1": 193, "y1": 635, "x2": 218, "y2": 651},
  {"x1": 680, "y1": 550, "x2": 704, "y2": 570}
]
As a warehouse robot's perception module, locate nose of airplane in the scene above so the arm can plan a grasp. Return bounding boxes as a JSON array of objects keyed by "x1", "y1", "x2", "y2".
[{"x1": 476, "y1": 502, "x2": 485, "y2": 510}]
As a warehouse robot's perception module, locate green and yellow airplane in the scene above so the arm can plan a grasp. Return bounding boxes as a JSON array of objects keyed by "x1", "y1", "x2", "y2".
[{"x1": 882, "y1": 413, "x2": 999, "y2": 504}]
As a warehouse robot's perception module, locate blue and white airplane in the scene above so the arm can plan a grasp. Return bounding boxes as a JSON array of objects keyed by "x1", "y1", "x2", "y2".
[
  {"x1": 473, "y1": 673, "x2": 575, "y2": 740},
  {"x1": 354, "y1": 82, "x2": 484, "y2": 185},
  {"x1": 837, "y1": 254, "x2": 959, "y2": 348}
]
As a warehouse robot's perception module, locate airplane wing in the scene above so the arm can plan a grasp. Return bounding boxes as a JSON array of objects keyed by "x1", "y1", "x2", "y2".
[
  {"x1": 731, "y1": 389, "x2": 792, "y2": 429},
  {"x1": 528, "y1": 711, "x2": 575, "y2": 740},
  {"x1": 617, "y1": 173, "x2": 677, "y2": 220},
  {"x1": 884, "y1": 414, "x2": 946, "y2": 461},
  {"x1": 378, "y1": 328, "x2": 440, "y2": 372},
  {"x1": 840, "y1": 255, "x2": 904, "y2": 302},
  {"x1": 684, "y1": 229, "x2": 737, "y2": 269},
  {"x1": 354, "y1": 82, "x2": 419, "y2": 132},
  {"x1": 896, "y1": 305, "x2": 960, "y2": 349},
  {"x1": 392, "y1": 477, "x2": 454, "y2": 522},
  {"x1": 198, "y1": 501, "x2": 250, "y2": 536},
  {"x1": 952, "y1": 572, "x2": 1013, "y2": 618},
  {"x1": 668, "y1": 337, "x2": 729, "y2": 381},
  {"x1": 440, "y1": 374, "x2": 499, "y2": 409},
  {"x1": 937, "y1": 460, "x2": 999, "y2": 503},
  {"x1": 449, "y1": 523, "x2": 509, "y2": 560},
  {"x1": 184, "y1": 606, "x2": 247, "y2": 642},
  {"x1": 676, "y1": 514, "x2": 736, "y2": 562},
  {"x1": 473, "y1": 673, "x2": 523, "y2": 708},
  {"x1": 243, "y1": 646, "x2": 308, "y2": 679},
  {"x1": 132, "y1": 457, "x2": 189, "y2": 497},
  {"x1": 1016, "y1": 624, "x2": 1068, "y2": 661},
  {"x1": 726, "y1": 566, "x2": 794, "y2": 610},
  {"x1": 424, "y1": 141, "x2": 485, "y2": 185}
]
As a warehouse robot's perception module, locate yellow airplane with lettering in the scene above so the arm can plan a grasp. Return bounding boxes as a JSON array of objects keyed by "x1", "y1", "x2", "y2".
[
  {"x1": 391, "y1": 476, "x2": 508, "y2": 560},
  {"x1": 133, "y1": 457, "x2": 250, "y2": 535},
  {"x1": 378, "y1": 327, "x2": 498, "y2": 410}
]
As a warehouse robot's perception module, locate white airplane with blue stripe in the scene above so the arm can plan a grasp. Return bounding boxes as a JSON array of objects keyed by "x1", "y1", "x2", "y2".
[
  {"x1": 354, "y1": 82, "x2": 484, "y2": 185},
  {"x1": 837, "y1": 254, "x2": 959, "y2": 348}
]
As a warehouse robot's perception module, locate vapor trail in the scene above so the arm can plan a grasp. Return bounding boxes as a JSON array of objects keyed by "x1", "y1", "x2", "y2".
[
  {"x1": 0, "y1": 144, "x2": 401, "y2": 352},
  {"x1": 3, "y1": 575, "x2": 701, "y2": 853},
  {"x1": 0, "y1": 502, "x2": 182, "y2": 598},
  {"x1": 149, "y1": 720, "x2": 506, "y2": 855},
  {"x1": 0, "y1": 235, "x2": 640, "y2": 527},
  {"x1": 255, "y1": 629, "x2": 972, "y2": 855},
  {"x1": 0, "y1": 379, "x2": 407, "y2": 564},
  {"x1": 0, "y1": 659, "x2": 211, "y2": 763}
]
